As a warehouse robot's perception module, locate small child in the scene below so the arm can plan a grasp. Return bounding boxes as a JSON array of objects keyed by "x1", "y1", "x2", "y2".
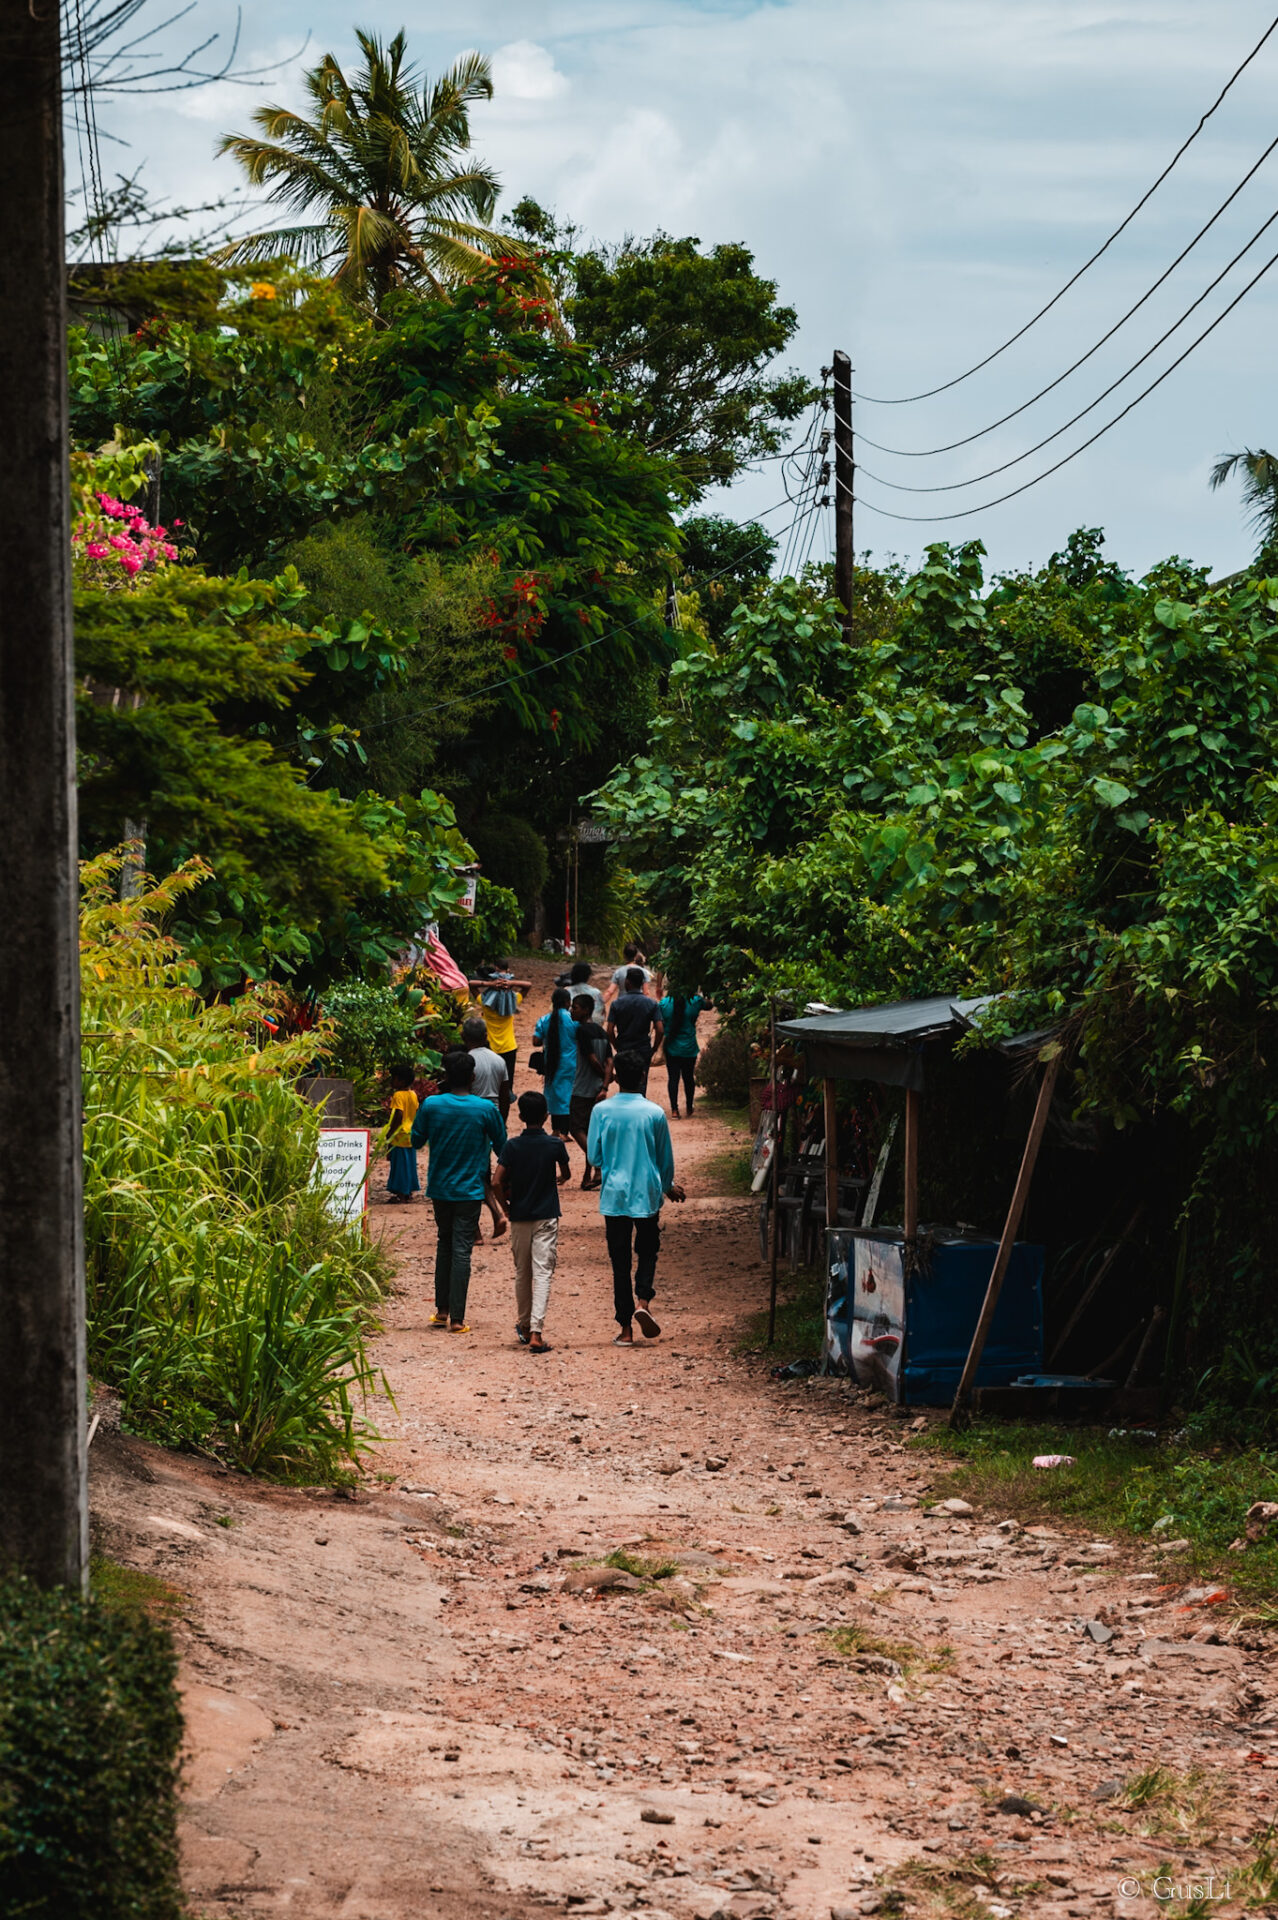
[
  {"x1": 383, "y1": 1063, "x2": 420, "y2": 1204},
  {"x1": 493, "y1": 1089, "x2": 570, "y2": 1353}
]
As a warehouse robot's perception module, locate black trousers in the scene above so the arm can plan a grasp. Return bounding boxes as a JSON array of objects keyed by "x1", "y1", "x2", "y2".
[
  {"x1": 666, "y1": 1056, "x2": 696, "y2": 1112},
  {"x1": 604, "y1": 1213, "x2": 661, "y2": 1327}
]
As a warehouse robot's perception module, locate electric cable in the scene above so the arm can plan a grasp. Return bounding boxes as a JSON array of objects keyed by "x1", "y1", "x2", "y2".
[
  {"x1": 850, "y1": 236, "x2": 1278, "y2": 522},
  {"x1": 852, "y1": 10, "x2": 1278, "y2": 406},
  {"x1": 859, "y1": 129, "x2": 1278, "y2": 458},
  {"x1": 856, "y1": 201, "x2": 1278, "y2": 493}
]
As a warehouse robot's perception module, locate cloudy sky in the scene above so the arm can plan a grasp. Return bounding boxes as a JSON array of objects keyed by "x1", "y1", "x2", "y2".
[{"x1": 77, "y1": 0, "x2": 1278, "y2": 580}]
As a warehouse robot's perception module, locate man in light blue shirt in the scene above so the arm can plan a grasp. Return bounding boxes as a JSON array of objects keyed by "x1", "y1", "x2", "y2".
[
  {"x1": 586, "y1": 1049, "x2": 685, "y2": 1345},
  {"x1": 411, "y1": 1050, "x2": 507, "y2": 1332}
]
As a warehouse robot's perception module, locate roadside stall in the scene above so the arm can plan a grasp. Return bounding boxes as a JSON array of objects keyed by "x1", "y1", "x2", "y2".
[{"x1": 775, "y1": 995, "x2": 1060, "y2": 1413}]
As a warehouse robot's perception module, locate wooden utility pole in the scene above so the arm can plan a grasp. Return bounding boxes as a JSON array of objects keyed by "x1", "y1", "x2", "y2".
[
  {"x1": 832, "y1": 350, "x2": 854, "y2": 640},
  {"x1": 0, "y1": 2, "x2": 89, "y2": 1587}
]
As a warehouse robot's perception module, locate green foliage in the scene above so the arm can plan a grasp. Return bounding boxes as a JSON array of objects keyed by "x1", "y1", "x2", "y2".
[
  {"x1": 598, "y1": 534, "x2": 1278, "y2": 1390},
  {"x1": 563, "y1": 226, "x2": 813, "y2": 495},
  {"x1": 1210, "y1": 447, "x2": 1278, "y2": 562},
  {"x1": 69, "y1": 262, "x2": 680, "y2": 758},
  {"x1": 321, "y1": 980, "x2": 427, "y2": 1100},
  {"x1": 71, "y1": 440, "x2": 476, "y2": 990},
  {"x1": 576, "y1": 853, "x2": 650, "y2": 953},
  {"x1": 922, "y1": 1422, "x2": 1278, "y2": 1604},
  {"x1": 218, "y1": 34, "x2": 520, "y2": 304},
  {"x1": 82, "y1": 855, "x2": 391, "y2": 1478},
  {"x1": 443, "y1": 877, "x2": 522, "y2": 971},
  {"x1": 677, "y1": 513, "x2": 778, "y2": 640},
  {"x1": 695, "y1": 1028, "x2": 753, "y2": 1105},
  {"x1": 0, "y1": 1574, "x2": 185, "y2": 1918},
  {"x1": 466, "y1": 814, "x2": 549, "y2": 921}
]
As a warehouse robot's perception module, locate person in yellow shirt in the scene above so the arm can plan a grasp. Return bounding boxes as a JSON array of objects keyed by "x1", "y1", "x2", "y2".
[
  {"x1": 468, "y1": 962, "x2": 532, "y2": 1086},
  {"x1": 383, "y1": 1063, "x2": 420, "y2": 1203}
]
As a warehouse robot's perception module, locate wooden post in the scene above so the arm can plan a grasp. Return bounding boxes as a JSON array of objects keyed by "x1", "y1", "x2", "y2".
[
  {"x1": 833, "y1": 350, "x2": 854, "y2": 641},
  {"x1": 949, "y1": 1049, "x2": 1063, "y2": 1428},
  {"x1": 824, "y1": 1077, "x2": 839, "y2": 1233},
  {"x1": 766, "y1": 999, "x2": 781, "y2": 1345},
  {"x1": 902, "y1": 1086, "x2": 920, "y2": 1244}
]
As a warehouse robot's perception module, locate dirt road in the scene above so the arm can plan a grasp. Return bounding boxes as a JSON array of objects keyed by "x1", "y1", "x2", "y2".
[{"x1": 90, "y1": 963, "x2": 1277, "y2": 1918}]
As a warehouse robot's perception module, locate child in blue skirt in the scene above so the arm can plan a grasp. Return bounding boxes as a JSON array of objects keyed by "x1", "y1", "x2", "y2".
[{"x1": 384, "y1": 1062, "x2": 420, "y2": 1203}]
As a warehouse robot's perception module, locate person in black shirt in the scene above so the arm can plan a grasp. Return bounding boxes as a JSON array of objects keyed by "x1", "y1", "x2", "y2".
[
  {"x1": 607, "y1": 968, "x2": 665, "y2": 1094},
  {"x1": 493, "y1": 1090, "x2": 570, "y2": 1353}
]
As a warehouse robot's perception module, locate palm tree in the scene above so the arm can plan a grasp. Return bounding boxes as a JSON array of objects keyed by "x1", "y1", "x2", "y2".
[
  {"x1": 217, "y1": 31, "x2": 523, "y2": 305},
  {"x1": 1208, "y1": 448, "x2": 1278, "y2": 557}
]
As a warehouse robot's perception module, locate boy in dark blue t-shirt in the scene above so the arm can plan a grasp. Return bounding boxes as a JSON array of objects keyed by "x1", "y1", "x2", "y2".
[{"x1": 493, "y1": 1090, "x2": 570, "y2": 1353}]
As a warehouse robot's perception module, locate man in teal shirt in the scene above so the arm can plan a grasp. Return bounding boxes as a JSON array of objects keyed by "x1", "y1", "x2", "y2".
[
  {"x1": 411, "y1": 1050, "x2": 507, "y2": 1332},
  {"x1": 586, "y1": 1050, "x2": 685, "y2": 1345}
]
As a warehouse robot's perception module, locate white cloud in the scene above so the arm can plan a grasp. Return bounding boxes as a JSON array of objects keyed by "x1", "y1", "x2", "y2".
[{"x1": 491, "y1": 40, "x2": 569, "y2": 100}]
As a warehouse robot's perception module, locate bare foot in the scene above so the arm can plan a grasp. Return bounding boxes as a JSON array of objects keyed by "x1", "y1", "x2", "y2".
[{"x1": 491, "y1": 1214, "x2": 509, "y2": 1239}]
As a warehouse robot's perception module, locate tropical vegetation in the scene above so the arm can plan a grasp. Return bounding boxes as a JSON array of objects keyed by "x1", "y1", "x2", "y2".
[
  {"x1": 219, "y1": 34, "x2": 523, "y2": 304},
  {"x1": 82, "y1": 853, "x2": 391, "y2": 1477},
  {"x1": 596, "y1": 532, "x2": 1278, "y2": 1421}
]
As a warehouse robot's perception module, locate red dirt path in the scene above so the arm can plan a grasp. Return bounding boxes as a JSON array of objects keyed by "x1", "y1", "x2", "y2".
[{"x1": 89, "y1": 960, "x2": 1276, "y2": 1918}]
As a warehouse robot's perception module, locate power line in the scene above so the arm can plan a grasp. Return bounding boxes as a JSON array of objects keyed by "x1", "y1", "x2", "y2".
[
  {"x1": 858, "y1": 130, "x2": 1278, "y2": 459},
  {"x1": 857, "y1": 201, "x2": 1278, "y2": 494},
  {"x1": 853, "y1": 9, "x2": 1278, "y2": 407},
  {"x1": 851, "y1": 237, "x2": 1278, "y2": 523}
]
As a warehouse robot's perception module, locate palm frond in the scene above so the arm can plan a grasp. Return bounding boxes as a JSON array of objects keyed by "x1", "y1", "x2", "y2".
[
  {"x1": 213, "y1": 223, "x2": 333, "y2": 267},
  {"x1": 1209, "y1": 447, "x2": 1278, "y2": 549},
  {"x1": 218, "y1": 32, "x2": 504, "y2": 305}
]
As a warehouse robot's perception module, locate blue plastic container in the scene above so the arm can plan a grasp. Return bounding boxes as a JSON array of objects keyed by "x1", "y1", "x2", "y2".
[{"x1": 825, "y1": 1227, "x2": 1044, "y2": 1406}]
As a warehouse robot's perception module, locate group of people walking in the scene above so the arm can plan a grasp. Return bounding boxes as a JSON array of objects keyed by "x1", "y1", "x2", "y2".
[{"x1": 380, "y1": 952, "x2": 708, "y2": 1354}]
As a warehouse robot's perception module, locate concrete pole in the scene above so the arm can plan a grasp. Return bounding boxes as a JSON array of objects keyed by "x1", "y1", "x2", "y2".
[{"x1": 0, "y1": 2, "x2": 89, "y2": 1588}]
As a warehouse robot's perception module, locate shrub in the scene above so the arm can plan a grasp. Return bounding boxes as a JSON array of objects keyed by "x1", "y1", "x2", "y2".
[
  {"x1": 82, "y1": 853, "x2": 390, "y2": 1478},
  {"x1": 320, "y1": 980, "x2": 423, "y2": 1106},
  {"x1": 0, "y1": 1574, "x2": 185, "y2": 1918},
  {"x1": 695, "y1": 1027, "x2": 752, "y2": 1104},
  {"x1": 444, "y1": 877, "x2": 521, "y2": 971}
]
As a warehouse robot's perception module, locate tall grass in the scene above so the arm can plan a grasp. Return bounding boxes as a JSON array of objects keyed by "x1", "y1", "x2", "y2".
[{"x1": 82, "y1": 854, "x2": 391, "y2": 1478}]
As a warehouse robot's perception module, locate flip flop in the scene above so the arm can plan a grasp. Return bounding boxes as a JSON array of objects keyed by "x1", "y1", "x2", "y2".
[
  {"x1": 529, "y1": 1341, "x2": 552, "y2": 1355},
  {"x1": 515, "y1": 1324, "x2": 530, "y2": 1345},
  {"x1": 428, "y1": 1313, "x2": 448, "y2": 1329},
  {"x1": 634, "y1": 1305, "x2": 662, "y2": 1339},
  {"x1": 448, "y1": 1323, "x2": 471, "y2": 1334},
  {"x1": 613, "y1": 1332, "x2": 634, "y2": 1346}
]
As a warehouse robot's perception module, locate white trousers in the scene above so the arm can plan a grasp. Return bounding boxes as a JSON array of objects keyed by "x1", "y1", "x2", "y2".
[{"x1": 510, "y1": 1217, "x2": 558, "y2": 1334}]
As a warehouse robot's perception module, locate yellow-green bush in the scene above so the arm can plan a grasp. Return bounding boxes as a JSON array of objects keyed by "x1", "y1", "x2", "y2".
[{"x1": 82, "y1": 854, "x2": 390, "y2": 1477}]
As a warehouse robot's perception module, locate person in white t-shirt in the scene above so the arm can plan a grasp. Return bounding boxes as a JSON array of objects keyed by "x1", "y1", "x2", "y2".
[
  {"x1": 457, "y1": 1017, "x2": 509, "y2": 1238},
  {"x1": 605, "y1": 943, "x2": 654, "y2": 1006}
]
